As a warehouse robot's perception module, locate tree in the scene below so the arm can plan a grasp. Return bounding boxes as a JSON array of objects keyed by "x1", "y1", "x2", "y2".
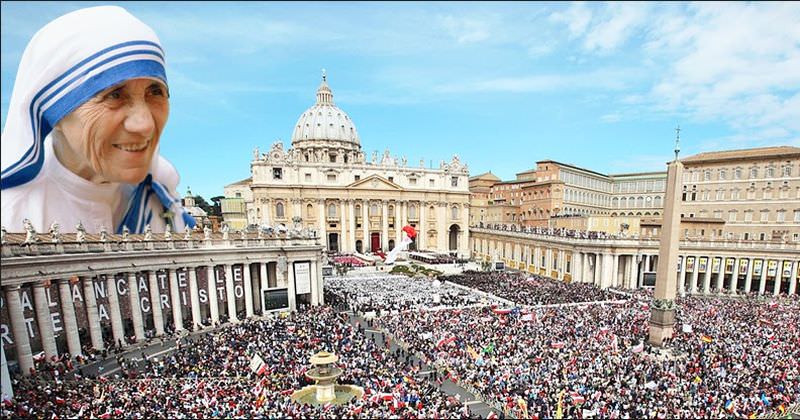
[{"x1": 210, "y1": 196, "x2": 224, "y2": 217}]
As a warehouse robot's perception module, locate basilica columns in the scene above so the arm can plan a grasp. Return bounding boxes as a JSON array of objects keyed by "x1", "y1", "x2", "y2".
[
  {"x1": 382, "y1": 200, "x2": 389, "y2": 251},
  {"x1": 168, "y1": 269, "x2": 183, "y2": 332},
  {"x1": 106, "y1": 275, "x2": 126, "y2": 345},
  {"x1": 6, "y1": 286, "x2": 33, "y2": 375},
  {"x1": 127, "y1": 273, "x2": 146, "y2": 341},
  {"x1": 58, "y1": 279, "x2": 82, "y2": 357},
  {"x1": 32, "y1": 283, "x2": 57, "y2": 360},
  {"x1": 188, "y1": 268, "x2": 202, "y2": 330},
  {"x1": 243, "y1": 263, "x2": 254, "y2": 318},
  {"x1": 83, "y1": 277, "x2": 104, "y2": 349}
]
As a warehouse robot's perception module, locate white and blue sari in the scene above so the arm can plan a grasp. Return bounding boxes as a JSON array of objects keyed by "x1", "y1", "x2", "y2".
[{"x1": 1, "y1": 6, "x2": 195, "y2": 234}]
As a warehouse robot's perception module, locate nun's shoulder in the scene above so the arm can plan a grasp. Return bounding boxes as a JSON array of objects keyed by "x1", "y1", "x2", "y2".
[
  {"x1": 151, "y1": 155, "x2": 181, "y2": 191},
  {"x1": 1, "y1": 183, "x2": 42, "y2": 231}
]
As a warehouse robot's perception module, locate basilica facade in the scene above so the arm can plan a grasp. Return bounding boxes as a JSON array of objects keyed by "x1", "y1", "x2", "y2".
[{"x1": 223, "y1": 74, "x2": 471, "y2": 257}]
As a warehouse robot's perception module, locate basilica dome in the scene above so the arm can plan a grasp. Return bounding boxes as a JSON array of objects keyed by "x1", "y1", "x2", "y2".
[{"x1": 291, "y1": 73, "x2": 361, "y2": 151}]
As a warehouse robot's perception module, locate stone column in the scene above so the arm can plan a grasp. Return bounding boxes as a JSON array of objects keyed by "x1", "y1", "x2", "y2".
[
  {"x1": 649, "y1": 159, "x2": 682, "y2": 347},
  {"x1": 263, "y1": 199, "x2": 271, "y2": 226},
  {"x1": 638, "y1": 254, "x2": 646, "y2": 288},
  {"x1": 730, "y1": 257, "x2": 740, "y2": 295},
  {"x1": 773, "y1": 260, "x2": 784, "y2": 296},
  {"x1": 6, "y1": 286, "x2": 33, "y2": 375},
  {"x1": 702, "y1": 262, "x2": 712, "y2": 295},
  {"x1": 318, "y1": 199, "x2": 327, "y2": 246},
  {"x1": 148, "y1": 271, "x2": 164, "y2": 336},
  {"x1": 628, "y1": 255, "x2": 638, "y2": 290},
  {"x1": 361, "y1": 200, "x2": 369, "y2": 252},
  {"x1": 612, "y1": 254, "x2": 619, "y2": 287},
  {"x1": 207, "y1": 266, "x2": 220, "y2": 325},
  {"x1": 316, "y1": 257, "x2": 325, "y2": 305},
  {"x1": 758, "y1": 260, "x2": 768, "y2": 295},
  {"x1": 58, "y1": 279, "x2": 81, "y2": 357},
  {"x1": 83, "y1": 277, "x2": 104, "y2": 349},
  {"x1": 105, "y1": 275, "x2": 126, "y2": 346},
  {"x1": 571, "y1": 251, "x2": 580, "y2": 282},
  {"x1": 715, "y1": 259, "x2": 725, "y2": 294},
  {"x1": 789, "y1": 261, "x2": 798, "y2": 295},
  {"x1": 225, "y1": 264, "x2": 238, "y2": 322},
  {"x1": 188, "y1": 268, "x2": 202, "y2": 330},
  {"x1": 33, "y1": 283, "x2": 58, "y2": 360},
  {"x1": 744, "y1": 259, "x2": 754, "y2": 294},
  {"x1": 284, "y1": 258, "x2": 297, "y2": 311},
  {"x1": 394, "y1": 201, "x2": 401, "y2": 245},
  {"x1": 348, "y1": 200, "x2": 356, "y2": 253},
  {"x1": 437, "y1": 203, "x2": 447, "y2": 252},
  {"x1": 382, "y1": 200, "x2": 389, "y2": 251},
  {"x1": 689, "y1": 257, "x2": 700, "y2": 294},
  {"x1": 339, "y1": 200, "x2": 347, "y2": 253},
  {"x1": 168, "y1": 269, "x2": 183, "y2": 331},
  {"x1": 243, "y1": 263, "x2": 254, "y2": 318},
  {"x1": 419, "y1": 201, "x2": 426, "y2": 250},
  {"x1": 583, "y1": 253, "x2": 590, "y2": 284},
  {"x1": 602, "y1": 253, "x2": 614, "y2": 289},
  {"x1": 127, "y1": 273, "x2": 146, "y2": 341},
  {"x1": 677, "y1": 256, "x2": 687, "y2": 295}
]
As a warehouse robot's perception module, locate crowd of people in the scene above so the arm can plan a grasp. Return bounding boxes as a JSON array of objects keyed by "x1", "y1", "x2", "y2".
[
  {"x1": 5, "y1": 306, "x2": 468, "y2": 419},
  {"x1": 477, "y1": 223, "x2": 617, "y2": 240},
  {"x1": 442, "y1": 271, "x2": 620, "y2": 306},
  {"x1": 378, "y1": 291, "x2": 799, "y2": 419},
  {"x1": 325, "y1": 275, "x2": 499, "y2": 315}
]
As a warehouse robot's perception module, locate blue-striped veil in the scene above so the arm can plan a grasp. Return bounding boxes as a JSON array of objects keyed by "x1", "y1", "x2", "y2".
[{"x1": 1, "y1": 6, "x2": 195, "y2": 233}]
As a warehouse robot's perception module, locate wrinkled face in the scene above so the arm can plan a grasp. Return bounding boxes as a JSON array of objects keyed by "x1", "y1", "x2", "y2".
[{"x1": 55, "y1": 78, "x2": 169, "y2": 184}]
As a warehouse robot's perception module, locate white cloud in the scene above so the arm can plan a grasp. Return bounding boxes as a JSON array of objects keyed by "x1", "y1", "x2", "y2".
[
  {"x1": 439, "y1": 15, "x2": 491, "y2": 44},
  {"x1": 583, "y1": 3, "x2": 650, "y2": 52},
  {"x1": 549, "y1": 2, "x2": 593, "y2": 38}
]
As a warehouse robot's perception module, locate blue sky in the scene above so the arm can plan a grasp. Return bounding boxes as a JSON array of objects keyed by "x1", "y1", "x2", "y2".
[{"x1": 2, "y1": 1, "x2": 799, "y2": 200}]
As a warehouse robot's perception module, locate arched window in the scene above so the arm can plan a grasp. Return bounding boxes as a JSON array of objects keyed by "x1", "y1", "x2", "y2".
[
  {"x1": 429, "y1": 206, "x2": 436, "y2": 219},
  {"x1": 451, "y1": 206, "x2": 459, "y2": 219},
  {"x1": 409, "y1": 204, "x2": 417, "y2": 219},
  {"x1": 654, "y1": 196, "x2": 662, "y2": 207},
  {"x1": 327, "y1": 203, "x2": 337, "y2": 218},
  {"x1": 370, "y1": 204, "x2": 379, "y2": 215},
  {"x1": 306, "y1": 204, "x2": 314, "y2": 218},
  {"x1": 275, "y1": 202, "x2": 285, "y2": 218}
]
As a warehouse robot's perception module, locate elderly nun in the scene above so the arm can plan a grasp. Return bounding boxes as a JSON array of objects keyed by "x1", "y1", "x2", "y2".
[{"x1": 1, "y1": 6, "x2": 195, "y2": 234}]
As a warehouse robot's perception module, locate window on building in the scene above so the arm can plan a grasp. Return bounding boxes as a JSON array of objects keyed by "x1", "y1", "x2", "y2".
[
  {"x1": 719, "y1": 169, "x2": 727, "y2": 180},
  {"x1": 273, "y1": 167, "x2": 283, "y2": 180},
  {"x1": 783, "y1": 165, "x2": 792, "y2": 177},
  {"x1": 354, "y1": 175, "x2": 360, "y2": 181},
  {"x1": 451, "y1": 176, "x2": 459, "y2": 187},
  {"x1": 305, "y1": 173, "x2": 312, "y2": 182},
  {"x1": 766, "y1": 167, "x2": 774, "y2": 178},
  {"x1": 330, "y1": 154, "x2": 337, "y2": 163},
  {"x1": 716, "y1": 190, "x2": 724, "y2": 201},
  {"x1": 235, "y1": 192, "x2": 241, "y2": 198},
  {"x1": 795, "y1": 210, "x2": 800, "y2": 223},
  {"x1": 759, "y1": 232, "x2": 766, "y2": 241},
  {"x1": 328, "y1": 204, "x2": 337, "y2": 218},
  {"x1": 776, "y1": 210, "x2": 786, "y2": 222},
  {"x1": 410, "y1": 178, "x2": 417, "y2": 185},
  {"x1": 430, "y1": 179, "x2": 435, "y2": 187},
  {"x1": 744, "y1": 211, "x2": 752, "y2": 222},
  {"x1": 713, "y1": 210, "x2": 722, "y2": 219},
  {"x1": 750, "y1": 167, "x2": 758, "y2": 179},
  {"x1": 370, "y1": 204, "x2": 379, "y2": 215},
  {"x1": 327, "y1": 174, "x2": 336, "y2": 182},
  {"x1": 704, "y1": 170, "x2": 711, "y2": 181},
  {"x1": 764, "y1": 189, "x2": 772, "y2": 200},
  {"x1": 734, "y1": 168, "x2": 742, "y2": 179},
  {"x1": 388, "y1": 176, "x2": 394, "y2": 183},
  {"x1": 451, "y1": 206, "x2": 459, "y2": 219},
  {"x1": 731, "y1": 189, "x2": 740, "y2": 200},
  {"x1": 760, "y1": 210, "x2": 769, "y2": 222},
  {"x1": 276, "y1": 202, "x2": 285, "y2": 218},
  {"x1": 306, "y1": 204, "x2": 314, "y2": 218},
  {"x1": 409, "y1": 204, "x2": 417, "y2": 219}
]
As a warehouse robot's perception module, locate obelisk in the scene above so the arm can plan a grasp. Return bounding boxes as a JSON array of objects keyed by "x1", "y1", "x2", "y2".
[{"x1": 648, "y1": 128, "x2": 684, "y2": 346}]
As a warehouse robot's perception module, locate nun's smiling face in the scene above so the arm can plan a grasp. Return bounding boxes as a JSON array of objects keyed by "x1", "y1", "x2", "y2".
[{"x1": 54, "y1": 78, "x2": 169, "y2": 184}]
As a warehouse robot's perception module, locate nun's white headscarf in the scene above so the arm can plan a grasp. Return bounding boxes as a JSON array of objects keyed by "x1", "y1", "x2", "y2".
[{"x1": 1, "y1": 5, "x2": 195, "y2": 233}]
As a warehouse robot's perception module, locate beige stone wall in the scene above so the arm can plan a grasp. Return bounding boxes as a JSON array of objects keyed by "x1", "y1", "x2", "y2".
[{"x1": 681, "y1": 148, "x2": 800, "y2": 242}]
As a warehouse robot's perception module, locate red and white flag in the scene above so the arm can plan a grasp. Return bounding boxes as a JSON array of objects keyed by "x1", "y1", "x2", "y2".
[{"x1": 569, "y1": 391, "x2": 585, "y2": 405}]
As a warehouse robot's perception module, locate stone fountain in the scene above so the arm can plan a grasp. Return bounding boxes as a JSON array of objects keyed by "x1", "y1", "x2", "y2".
[{"x1": 291, "y1": 351, "x2": 363, "y2": 406}]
